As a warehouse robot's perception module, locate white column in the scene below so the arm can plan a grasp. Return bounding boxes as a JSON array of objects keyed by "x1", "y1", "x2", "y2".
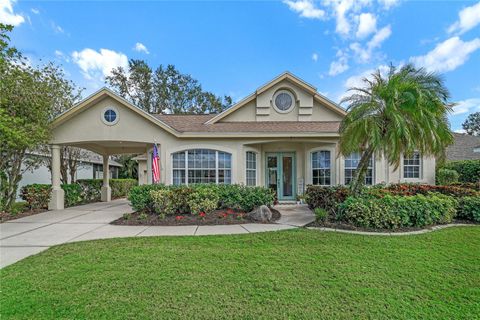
[
  {"x1": 101, "y1": 155, "x2": 111, "y2": 202},
  {"x1": 146, "y1": 147, "x2": 153, "y2": 185},
  {"x1": 48, "y1": 145, "x2": 65, "y2": 210}
]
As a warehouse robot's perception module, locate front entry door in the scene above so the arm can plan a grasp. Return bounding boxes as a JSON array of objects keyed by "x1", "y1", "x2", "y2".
[{"x1": 266, "y1": 152, "x2": 296, "y2": 201}]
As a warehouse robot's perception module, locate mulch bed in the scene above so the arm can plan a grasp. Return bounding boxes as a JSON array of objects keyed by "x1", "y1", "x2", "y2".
[
  {"x1": 0, "y1": 209, "x2": 47, "y2": 223},
  {"x1": 111, "y1": 208, "x2": 281, "y2": 226},
  {"x1": 307, "y1": 219, "x2": 479, "y2": 233}
]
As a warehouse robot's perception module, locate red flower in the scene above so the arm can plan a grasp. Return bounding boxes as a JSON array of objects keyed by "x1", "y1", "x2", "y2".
[
  {"x1": 227, "y1": 209, "x2": 234, "y2": 214},
  {"x1": 199, "y1": 212, "x2": 206, "y2": 218},
  {"x1": 175, "y1": 216, "x2": 184, "y2": 220}
]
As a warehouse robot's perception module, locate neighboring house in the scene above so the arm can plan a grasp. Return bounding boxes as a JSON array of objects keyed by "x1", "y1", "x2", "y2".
[
  {"x1": 445, "y1": 133, "x2": 480, "y2": 161},
  {"x1": 47, "y1": 72, "x2": 435, "y2": 208},
  {"x1": 18, "y1": 151, "x2": 121, "y2": 199}
]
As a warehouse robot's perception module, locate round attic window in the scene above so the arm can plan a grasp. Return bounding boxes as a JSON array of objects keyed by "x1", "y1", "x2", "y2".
[
  {"x1": 101, "y1": 107, "x2": 119, "y2": 125},
  {"x1": 273, "y1": 90, "x2": 294, "y2": 113}
]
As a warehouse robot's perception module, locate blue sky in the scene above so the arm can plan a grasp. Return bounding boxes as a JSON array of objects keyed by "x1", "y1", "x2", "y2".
[{"x1": 2, "y1": 0, "x2": 480, "y2": 131}]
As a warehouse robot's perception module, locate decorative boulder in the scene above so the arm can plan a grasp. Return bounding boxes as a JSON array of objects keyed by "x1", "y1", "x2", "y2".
[{"x1": 248, "y1": 205, "x2": 272, "y2": 222}]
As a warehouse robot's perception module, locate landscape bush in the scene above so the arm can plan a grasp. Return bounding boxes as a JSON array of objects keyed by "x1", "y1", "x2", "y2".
[
  {"x1": 76, "y1": 179, "x2": 102, "y2": 201},
  {"x1": 338, "y1": 193, "x2": 458, "y2": 229},
  {"x1": 20, "y1": 179, "x2": 138, "y2": 209},
  {"x1": 129, "y1": 184, "x2": 274, "y2": 215},
  {"x1": 441, "y1": 160, "x2": 480, "y2": 183},
  {"x1": 384, "y1": 183, "x2": 478, "y2": 197},
  {"x1": 305, "y1": 185, "x2": 350, "y2": 215},
  {"x1": 187, "y1": 187, "x2": 220, "y2": 215},
  {"x1": 436, "y1": 168, "x2": 459, "y2": 185},
  {"x1": 61, "y1": 184, "x2": 83, "y2": 207},
  {"x1": 20, "y1": 184, "x2": 51, "y2": 209},
  {"x1": 110, "y1": 179, "x2": 138, "y2": 198},
  {"x1": 457, "y1": 196, "x2": 480, "y2": 222}
]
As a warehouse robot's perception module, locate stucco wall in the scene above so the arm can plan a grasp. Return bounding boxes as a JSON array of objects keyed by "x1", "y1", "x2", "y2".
[{"x1": 218, "y1": 79, "x2": 344, "y2": 123}]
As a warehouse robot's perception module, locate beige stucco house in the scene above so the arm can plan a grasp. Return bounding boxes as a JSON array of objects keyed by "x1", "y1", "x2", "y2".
[{"x1": 48, "y1": 72, "x2": 435, "y2": 209}]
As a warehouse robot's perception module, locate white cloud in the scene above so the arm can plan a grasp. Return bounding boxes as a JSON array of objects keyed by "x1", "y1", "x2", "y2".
[
  {"x1": 30, "y1": 8, "x2": 39, "y2": 15},
  {"x1": 51, "y1": 21, "x2": 64, "y2": 34},
  {"x1": 378, "y1": 0, "x2": 399, "y2": 10},
  {"x1": 312, "y1": 52, "x2": 318, "y2": 62},
  {"x1": 0, "y1": 0, "x2": 25, "y2": 26},
  {"x1": 338, "y1": 64, "x2": 392, "y2": 101},
  {"x1": 283, "y1": 0, "x2": 325, "y2": 19},
  {"x1": 134, "y1": 42, "x2": 149, "y2": 54},
  {"x1": 452, "y1": 98, "x2": 480, "y2": 115},
  {"x1": 330, "y1": 0, "x2": 354, "y2": 35},
  {"x1": 350, "y1": 25, "x2": 391, "y2": 62},
  {"x1": 448, "y1": 1, "x2": 480, "y2": 35},
  {"x1": 329, "y1": 50, "x2": 349, "y2": 75},
  {"x1": 72, "y1": 48, "x2": 128, "y2": 80},
  {"x1": 356, "y1": 13, "x2": 376, "y2": 39},
  {"x1": 410, "y1": 36, "x2": 480, "y2": 73},
  {"x1": 454, "y1": 128, "x2": 466, "y2": 134}
]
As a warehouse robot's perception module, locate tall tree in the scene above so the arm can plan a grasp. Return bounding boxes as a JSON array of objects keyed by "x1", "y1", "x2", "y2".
[
  {"x1": 462, "y1": 112, "x2": 480, "y2": 136},
  {"x1": 340, "y1": 64, "x2": 454, "y2": 194},
  {"x1": 0, "y1": 24, "x2": 81, "y2": 211},
  {"x1": 106, "y1": 60, "x2": 232, "y2": 114}
]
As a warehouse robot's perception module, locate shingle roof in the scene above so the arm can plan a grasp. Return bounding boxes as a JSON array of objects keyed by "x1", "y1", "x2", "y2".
[
  {"x1": 446, "y1": 133, "x2": 480, "y2": 161},
  {"x1": 154, "y1": 114, "x2": 341, "y2": 133}
]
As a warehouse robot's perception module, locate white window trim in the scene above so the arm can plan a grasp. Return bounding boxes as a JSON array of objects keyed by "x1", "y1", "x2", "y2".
[
  {"x1": 402, "y1": 152, "x2": 422, "y2": 180},
  {"x1": 245, "y1": 151, "x2": 258, "y2": 186},
  {"x1": 271, "y1": 89, "x2": 296, "y2": 114},
  {"x1": 101, "y1": 106, "x2": 119, "y2": 126},
  {"x1": 306, "y1": 146, "x2": 335, "y2": 185},
  {"x1": 310, "y1": 150, "x2": 332, "y2": 186},
  {"x1": 171, "y1": 149, "x2": 232, "y2": 185},
  {"x1": 344, "y1": 152, "x2": 375, "y2": 185}
]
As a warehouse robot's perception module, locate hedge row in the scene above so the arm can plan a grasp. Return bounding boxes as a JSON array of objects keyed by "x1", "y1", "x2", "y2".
[
  {"x1": 440, "y1": 159, "x2": 480, "y2": 183},
  {"x1": 305, "y1": 184, "x2": 480, "y2": 228},
  {"x1": 338, "y1": 194, "x2": 458, "y2": 229},
  {"x1": 20, "y1": 179, "x2": 137, "y2": 209},
  {"x1": 128, "y1": 184, "x2": 275, "y2": 215}
]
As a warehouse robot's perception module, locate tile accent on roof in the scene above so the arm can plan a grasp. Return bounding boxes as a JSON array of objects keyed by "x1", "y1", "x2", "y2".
[{"x1": 154, "y1": 114, "x2": 340, "y2": 133}]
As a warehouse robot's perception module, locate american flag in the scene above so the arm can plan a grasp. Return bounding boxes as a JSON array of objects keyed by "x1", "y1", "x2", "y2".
[{"x1": 152, "y1": 144, "x2": 160, "y2": 184}]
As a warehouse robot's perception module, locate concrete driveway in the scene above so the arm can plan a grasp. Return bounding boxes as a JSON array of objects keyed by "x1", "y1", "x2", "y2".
[{"x1": 0, "y1": 200, "x2": 313, "y2": 268}]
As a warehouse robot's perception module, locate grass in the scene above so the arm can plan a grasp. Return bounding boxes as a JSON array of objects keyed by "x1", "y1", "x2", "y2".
[{"x1": 1, "y1": 227, "x2": 479, "y2": 319}]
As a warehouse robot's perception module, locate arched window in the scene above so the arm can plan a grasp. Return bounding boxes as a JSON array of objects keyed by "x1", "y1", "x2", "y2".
[
  {"x1": 311, "y1": 150, "x2": 331, "y2": 185},
  {"x1": 344, "y1": 152, "x2": 374, "y2": 185},
  {"x1": 172, "y1": 149, "x2": 232, "y2": 185}
]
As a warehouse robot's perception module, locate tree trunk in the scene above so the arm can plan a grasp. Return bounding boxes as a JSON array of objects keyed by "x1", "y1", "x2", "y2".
[
  {"x1": 349, "y1": 146, "x2": 375, "y2": 195},
  {"x1": 3, "y1": 150, "x2": 25, "y2": 211}
]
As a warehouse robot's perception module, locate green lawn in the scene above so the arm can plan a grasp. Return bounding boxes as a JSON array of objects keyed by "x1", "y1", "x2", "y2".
[{"x1": 1, "y1": 228, "x2": 479, "y2": 319}]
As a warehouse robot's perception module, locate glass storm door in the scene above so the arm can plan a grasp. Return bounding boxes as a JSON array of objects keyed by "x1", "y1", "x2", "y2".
[{"x1": 266, "y1": 152, "x2": 296, "y2": 201}]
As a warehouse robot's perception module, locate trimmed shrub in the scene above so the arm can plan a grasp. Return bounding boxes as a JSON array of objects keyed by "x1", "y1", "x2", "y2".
[
  {"x1": 20, "y1": 184, "x2": 51, "y2": 209},
  {"x1": 450, "y1": 182, "x2": 480, "y2": 191},
  {"x1": 436, "y1": 168, "x2": 459, "y2": 185},
  {"x1": 61, "y1": 184, "x2": 83, "y2": 207},
  {"x1": 128, "y1": 184, "x2": 274, "y2": 214},
  {"x1": 385, "y1": 183, "x2": 478, "y2": 197},
  {"x1": 187, "y1": 187, "x2": 220, "y2": 215},
  {"x1": 338, "y1": 193, "x2": 457, "y2": 229},
  {"x1": 457, "y1": 196, "x2": 480, "y2": 222},
  {"x1": 76, "y1": 179, "x2": 102, "y2": 202},
  {"x1": 442, "y1": 160, "x2": 480, "y2": 183},
  {"x1": 128, "y1": 184, "x2": 165, "y2": 212},
  {"x1": 110, "y1": 179, "x2": 138, "y2": 198},
  {"x1": 305, "y1": 185, "x2": 350, "y2": 215}
]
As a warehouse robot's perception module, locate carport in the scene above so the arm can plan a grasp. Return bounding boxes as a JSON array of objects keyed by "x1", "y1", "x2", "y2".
[{"x1": 48, "y1": 88, "x2": 177, "y2": 210}]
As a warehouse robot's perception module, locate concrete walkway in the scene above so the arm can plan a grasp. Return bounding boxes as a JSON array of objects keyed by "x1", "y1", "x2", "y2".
[{"x1": 0, "y1": 200, "x2": 314, "y2": 268}]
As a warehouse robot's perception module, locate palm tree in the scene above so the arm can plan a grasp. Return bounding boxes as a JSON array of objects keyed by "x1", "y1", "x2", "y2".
[{"x1": 340, "y1": 64, "x2": 454, "y2": 194}]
